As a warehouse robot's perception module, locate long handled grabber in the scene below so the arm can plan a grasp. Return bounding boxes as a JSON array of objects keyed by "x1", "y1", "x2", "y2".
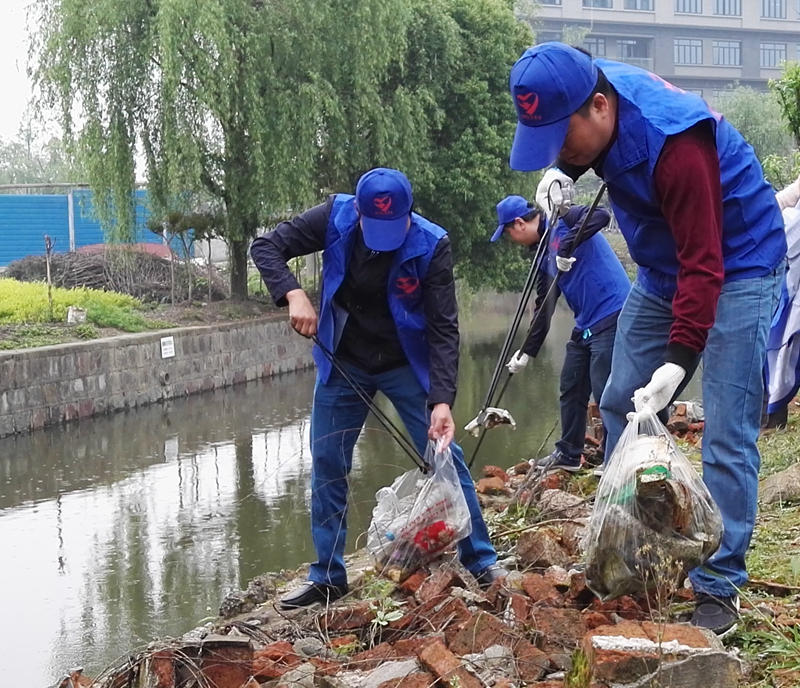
[
  {"x1": 310, "y1": 334, "x2": 431, "y2": 473},
  {"x1": 466, "y1": 182, "x2": 608, "y2": 469}
]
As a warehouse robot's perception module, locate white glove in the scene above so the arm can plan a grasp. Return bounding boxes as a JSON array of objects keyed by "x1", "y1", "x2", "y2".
[
  {"x1": 556, "y1": 255, "x2": 577, "y2": 272},
  {"x1": 536, "y1": 168, "x2": 573, "y2": 218},
  {"x1": 506, "y1": 350, "x2": 529, "y2": 374},
  {"x1": 775, "y1": 174, "x2": 800, "y2": 212},
  {"x1": 633, "y1": 363, "x2": 686, "y2": 414}
]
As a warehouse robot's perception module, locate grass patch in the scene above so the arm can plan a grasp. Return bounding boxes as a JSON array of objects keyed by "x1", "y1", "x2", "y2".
[
  {"x1": 0, "y1": 278, "x2": 173, "y2": 333},
  {"x1": 0, "y1": 324, "x2": 65, "y2": 350}
]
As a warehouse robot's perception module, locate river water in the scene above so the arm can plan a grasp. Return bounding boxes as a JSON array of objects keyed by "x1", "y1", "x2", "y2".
[{"x1": 0, "y1": 300, "x2": 698, "y2": 684}]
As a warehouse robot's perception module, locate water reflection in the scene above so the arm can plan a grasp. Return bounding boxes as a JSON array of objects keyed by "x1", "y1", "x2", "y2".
[{"x1": 0, "y1": 299, "x2": 697, "y2": 685}]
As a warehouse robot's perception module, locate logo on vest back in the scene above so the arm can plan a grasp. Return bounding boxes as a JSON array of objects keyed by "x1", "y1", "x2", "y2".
[
  {"x1": 395, "y1": 276, "x2": 420, "y2": 297},
  {"x1": 374, "y1": 196, "x2": 393, "y2": 214},
  {"x1": 516, "y1": 92, "x2": 541, "y2": 121}
]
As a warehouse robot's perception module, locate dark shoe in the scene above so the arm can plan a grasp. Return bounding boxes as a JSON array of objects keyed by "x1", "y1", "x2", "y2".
[
  {"x1": 475, "y1": 564, "x2": 510, "y2": 590},
  {"x1": 533, "y1": 450, "x2": 582, "y2": 474},
  {"x1": 690, "y1": 593, "x2": 739, "y2": 636},
  {"x1": 279, "y1": 581, "x2": 348, "y2": 610}
]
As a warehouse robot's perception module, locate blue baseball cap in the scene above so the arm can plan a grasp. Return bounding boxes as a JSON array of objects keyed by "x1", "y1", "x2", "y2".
[
  {"x1": 491, "y1": 195, "x2": 534, "y2": 242},
  {"x1": 355, "y1": 168, "x2": 413, "y2": 251},
  {"x1": 509, "y1": 42, "x2": 598, "y2": 172}
]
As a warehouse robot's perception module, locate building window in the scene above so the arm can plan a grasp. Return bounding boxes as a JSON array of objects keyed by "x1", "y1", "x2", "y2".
[
  {"x1": 714, "y1": 0, "x2": 741, "y2": 14},
  {"x1": 675, "y1": 38, "x2": 703, "y2": 64},
  {"x1": 761, "y1": 0, "x2": 787, "y2": 17},
  {"x1": 624, "y1": 0, "x2": 653, "y2": 8},
  {"x1": 761, "y1": 42, "x2": 787, "y2": 67},
  {"x1": 584, "y1": 37, "x2": 607, "y2": 56},
  {"x1": 583, "y1": 0, "x2": 613, "y2": 7},
  {"x1": 713, "y1": 40, "x2": 741, "y2": 65},
  {"x1": 540, "y1": 0, "x2": 562, "y2": 4},
  {"x1": 675, "y1": 0, "x2": 703, "y2": 12}
]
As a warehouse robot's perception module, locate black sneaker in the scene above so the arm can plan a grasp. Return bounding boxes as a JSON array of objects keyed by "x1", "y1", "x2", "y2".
[
  {"x1": 690, "y1": 593, "x2": 740, "y2": 636},
  {"x1": 532, "y1": 450, "x2": 582, "y2": 474}
]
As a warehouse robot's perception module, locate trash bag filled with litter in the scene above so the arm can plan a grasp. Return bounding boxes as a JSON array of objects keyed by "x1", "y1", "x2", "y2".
[
  {"x1": 583, "y1": 407, "x2": 723, "y2": 601},
  {"x1": 367, "y1": 440, "x2": 472, "y2": 582}
]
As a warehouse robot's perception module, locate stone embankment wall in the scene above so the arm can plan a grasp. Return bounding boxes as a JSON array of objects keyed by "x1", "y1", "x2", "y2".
[{"x1": 0, "y1": 317, "x2": 314, "y2": 438}]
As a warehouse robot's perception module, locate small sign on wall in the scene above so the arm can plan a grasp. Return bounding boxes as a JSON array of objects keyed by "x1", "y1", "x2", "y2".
[{"x1": 160, "y1": 336, "x2": 176, "y2": 359}]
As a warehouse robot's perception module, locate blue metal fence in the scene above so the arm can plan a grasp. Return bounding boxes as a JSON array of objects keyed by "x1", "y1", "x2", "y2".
[{"x1": 0, "y1": 189, "x2": 157, "y2": 267}]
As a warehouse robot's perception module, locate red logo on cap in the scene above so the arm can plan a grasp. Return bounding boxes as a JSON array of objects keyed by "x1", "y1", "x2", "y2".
[
  {"x1": 374, "y1": 196, "x2": 392, "y2": 214},
  {"x1": 516, "y1": 92, "x2": 541, "y2": 121}
]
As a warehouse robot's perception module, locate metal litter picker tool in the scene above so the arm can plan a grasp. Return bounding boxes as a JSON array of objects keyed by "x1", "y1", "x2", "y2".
[{"x1": 466, "y1": 183, "x2": 608, "y2": 469}]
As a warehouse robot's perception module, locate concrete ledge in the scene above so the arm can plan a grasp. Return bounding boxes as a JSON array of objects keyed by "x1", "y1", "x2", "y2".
[{"x1": 0, "y1": 317, "x2": 314, "y2": 438}]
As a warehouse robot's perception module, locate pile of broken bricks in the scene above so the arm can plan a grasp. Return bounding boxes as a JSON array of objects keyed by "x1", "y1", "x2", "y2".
[
  {"x1": 63, "y1": 413, "x2": 749, "y2": 688},
  {"x1": 86, "y1": 551, "x2": 744, "y2": 688}
]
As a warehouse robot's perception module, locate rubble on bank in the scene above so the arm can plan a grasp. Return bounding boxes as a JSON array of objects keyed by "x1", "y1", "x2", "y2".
[{"x1": 74, "y1": 412, "x2": 755, "y2": 688}]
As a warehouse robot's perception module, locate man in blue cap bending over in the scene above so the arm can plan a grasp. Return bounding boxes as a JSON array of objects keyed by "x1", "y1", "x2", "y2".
[
  {"x1": 251, "y1": 168, "x2": 505, "y2": 609},
  {"x1": 507, "y1": 42, "x2": 786, "y2": 634},
  {"x1": 491, "y1": 195, "x2": 630, "y2": 472}
]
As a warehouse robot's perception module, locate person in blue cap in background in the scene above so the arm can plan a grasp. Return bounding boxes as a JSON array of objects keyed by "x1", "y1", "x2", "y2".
[
  {"x1": 251, "y1": 167, "x2": 506, "y2": 609},
  {"x1": 491, "y1": 195, "x2": 630, "y2": 472},
  {"x1": 506, "y1": 42, "x2": 786, "y2": 634}
]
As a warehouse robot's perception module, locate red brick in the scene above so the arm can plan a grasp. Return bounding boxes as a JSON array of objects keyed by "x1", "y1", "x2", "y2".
[
  {"x1": 506, "y1": 592, "x2": 534, "y2": 627},
  {"x1": 566, "y1": 571, "x2": 595, "y2": 607},
  {"x1": 427, "y1": 597, "x2": 472, "y2": 642},
  {"x1": 521, "y1": 573, "x2": 562, "y2": 606},
  {"x1": 476, "y1": 476, "x2": 511, "y2": 496},
  {"x1": 148, "y1": 650, "x2": 175, "y2": 688},
  {"x1": 417, "y1": 639, "x2": 482, "y2": 688},
  {"x1": 328, "y1": 634, "x2": 360, "y2": 651},
  {"x1": 583, "y1": 611, "x2": 613, "y2": 630},
  {"x1": 482, "y1": 465, "x2": 510, "y2": 483},
  {"x1": 448, "y1": 611, "x2": 518, "y2": 655},
  {"x1": 640, "y1": 621, "x2": 712, "y2": 648},
  {"x1": 417, "y1": 567, "x2": 464, "y2": 603},
  {"x1": 309, "y1": 657, "x2": 342, "y2": 676},
  {"x1": 399, "y1": 569, "x2": 428, "y2": 595},
  {"x1": 349, "y1": 642, "x2": 396, "y2": 670},
  {"x1": 377, "y1": 672, "x2": 437, "y2": 688},
  {"x1": 540, "y1": 472, "x2": 567, "y2": 491},
  {"x1": 253, "y1": 642, "x2": 301, "y2": 680},
  {"x1": 482, "y1": 576, "x2": 509, "y2": 608},
  {"x1": 321, "y1": 602, "x2": 376, "y2": 631},
  {"x1": 530, "y1": 608, "x2": 587, "y2": 654},
  {"x1": 492, "y1": 678, "x2": 515, "y2": 688},
  {"x1": 513, "y1": 462, "x2": 531, "y2": 476},
  {"x1": 517, "y1": 528, "x2": 571, "y2": 569},
  {"x1": 543, "y1": 566, "x2": 572, "y2": 591},
  {"x1": 513, "y1": 640, "x2": 549, "y2": 682},
  {"x1": 590, "y1": 596, "x2": 645, "y2": 620},
  {"x1": 392, "y1": 633, "x2": 445, "y2": 657},
  {"x1": 201, "y1": 644, "x2": 253, "y2": 688}
]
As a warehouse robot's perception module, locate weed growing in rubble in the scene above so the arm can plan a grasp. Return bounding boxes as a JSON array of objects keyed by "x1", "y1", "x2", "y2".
[
  {"x1": 564, "y1": 648, "x2": 590, "y2": 688},
  {"x1": 367, "y1": 597, "x2": 405, "y2": 647}
]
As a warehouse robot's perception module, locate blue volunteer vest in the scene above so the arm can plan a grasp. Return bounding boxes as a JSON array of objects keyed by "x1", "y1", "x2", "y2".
[
  {"x1": 595, "y1": 59, "x2": 786, "y2": 300},
  {"x1": 315, "y1": 194, "x2": 446, "y2": 391},
  {"x1": 541, "y1": 217, "x2": 631, "y2": 331}
]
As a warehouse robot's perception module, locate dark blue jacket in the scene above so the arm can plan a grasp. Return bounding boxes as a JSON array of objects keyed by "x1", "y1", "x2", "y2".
[
  {"x1": 316, "y1": 194, "x2": 446, "y2": 392},
  {"x1": 595, "y1": 59, "x2": 786, "y2": 301},
  {"x1": 523, "y1": 205, "x2": 630, "y2": 357},
  {"x1": 250, "y1": 194, "x2": 459, "y2": 405}
]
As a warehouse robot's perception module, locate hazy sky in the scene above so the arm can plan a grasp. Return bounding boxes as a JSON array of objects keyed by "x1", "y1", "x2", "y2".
[{"x1": 1, "y1": 0, "x2": 34, "y2": 141}]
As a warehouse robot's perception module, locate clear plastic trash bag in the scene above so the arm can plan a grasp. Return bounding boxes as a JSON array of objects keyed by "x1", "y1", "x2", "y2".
[
  {"x1": 366, "y1": 440, "x2": 473, "y2": 581},
  {"x1": 583, "y1": 407, "x2": 723, "y2": 601}
]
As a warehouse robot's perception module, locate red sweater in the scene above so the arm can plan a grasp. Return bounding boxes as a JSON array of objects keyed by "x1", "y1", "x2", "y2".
[{"x1": 654, "y1": 122, "x2": 724, "y2": 371}]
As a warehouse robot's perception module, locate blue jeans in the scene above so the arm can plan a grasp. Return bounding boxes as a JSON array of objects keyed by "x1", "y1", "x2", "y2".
[
  {"x1": 308, "y1": 364, "x2": 497, "y2": 587},
  {"x1": 600, "y1": 268, "x2": 783, "y2": 596},
  {"x1": 555, "y1": 324, "x2": 617, "y2": 461}
]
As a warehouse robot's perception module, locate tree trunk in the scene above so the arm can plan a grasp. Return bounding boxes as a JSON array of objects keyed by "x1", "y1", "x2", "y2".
[{"x1": 229, "y1": 238, "x2": 249, "y2": 300}]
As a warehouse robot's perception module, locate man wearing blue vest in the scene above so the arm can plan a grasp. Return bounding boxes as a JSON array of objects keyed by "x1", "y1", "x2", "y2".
[
  {"x1": 507, "y1": 43, "x2": 786, "y2": 634},
  {"x1": 251, "y1": 168, "x2": 504, "y2": 609},
  {"x1": 491, "y1": 195, "x2": 630, "y2": 472}
]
